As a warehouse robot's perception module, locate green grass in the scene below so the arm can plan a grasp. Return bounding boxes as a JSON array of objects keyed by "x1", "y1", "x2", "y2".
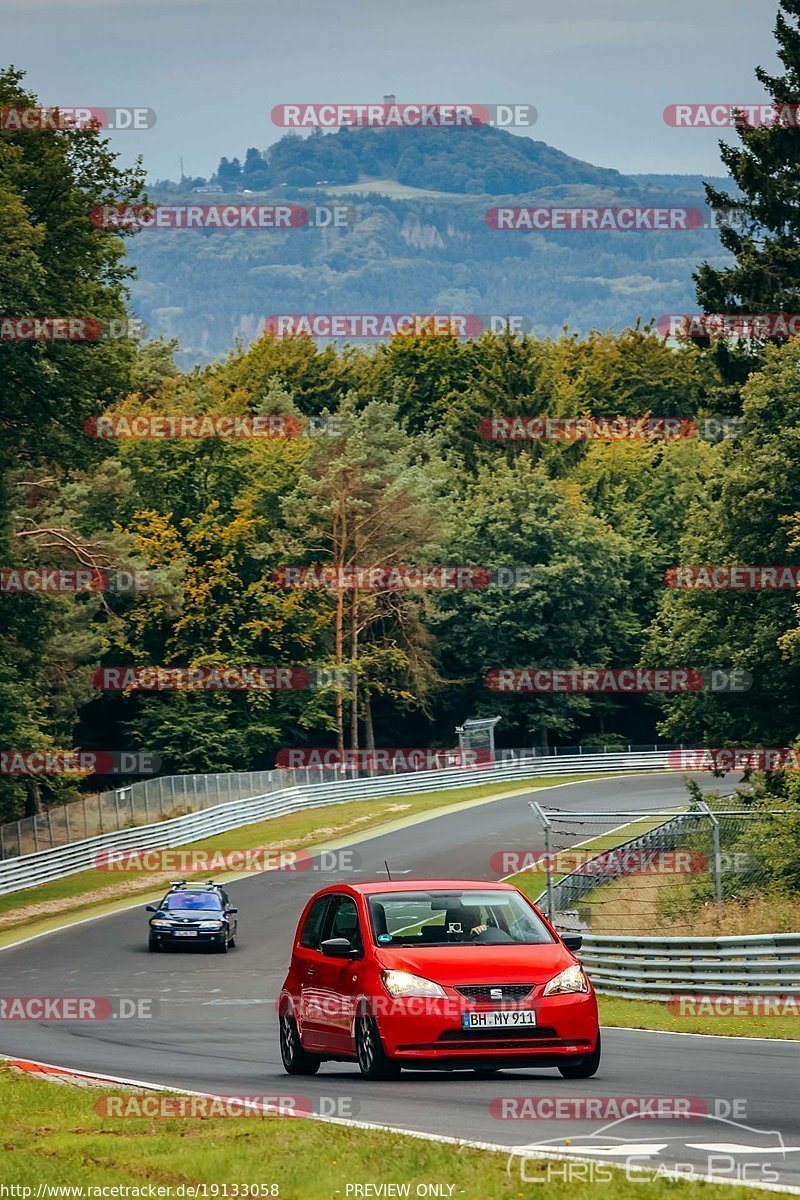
[
  {"x1": 2, "y1": 775, "x2": 600, "y2": 947},
  {"x1": 0, "y1": 1064, "x2": 761, "y2": 1198},
  {"x1": 599, "y1": 994, "x2": 800, "y2": 1040}
]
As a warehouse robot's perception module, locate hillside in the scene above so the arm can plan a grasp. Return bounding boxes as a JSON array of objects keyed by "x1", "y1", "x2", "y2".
[
  {"x1": 159, "y1": 125, "x2": 632, "y2": 196},
  {"x1": 135, "y1": 128, "x2": 733, "y2": 366}
]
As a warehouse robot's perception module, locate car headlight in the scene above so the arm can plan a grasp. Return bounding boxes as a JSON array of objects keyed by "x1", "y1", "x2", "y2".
[
  {"x1": 200, "y1": 921, "x2": 224, "y2": 929},
  {"x1": 150, "y1": 920, "x2": 173, "y2": 929},
  {"x1": 543, "y1": 964, "x2": 589, "y2": 996},
  {"x1": 381, "y1": 970, "x2": 447, "y2": 998}
]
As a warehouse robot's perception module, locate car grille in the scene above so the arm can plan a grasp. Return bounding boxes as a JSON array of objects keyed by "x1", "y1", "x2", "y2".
[{"x1": 455, "y1": 984, "x2": 534, "y2": 1004}]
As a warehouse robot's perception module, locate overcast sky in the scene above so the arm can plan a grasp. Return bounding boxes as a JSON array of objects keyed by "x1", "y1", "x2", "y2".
[{"x1": 2, "y1": 0, "x2": 780, "y2": 182}]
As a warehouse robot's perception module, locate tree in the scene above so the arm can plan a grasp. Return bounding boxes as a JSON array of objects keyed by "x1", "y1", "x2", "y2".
[
  {"x1": 0, "y1": 66, "x2": 145, "y2": 819},
  {"x1": 695, "y1": 2, "x2": 800, "y2": 379},
  {"x1": 281, "y1": 396, "x2": 451, "y2": 749},
  {"x1": 434, "y1": 455, "x2": 637, "y2": 747},
  {"x1": 647, "y1": 340, "x2": 800, "y2": 745}
]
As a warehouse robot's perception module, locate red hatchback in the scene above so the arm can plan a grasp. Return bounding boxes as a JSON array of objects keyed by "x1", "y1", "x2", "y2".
[{"x1": 278, "y1": 879, "x2": 600, "y2": 1080}]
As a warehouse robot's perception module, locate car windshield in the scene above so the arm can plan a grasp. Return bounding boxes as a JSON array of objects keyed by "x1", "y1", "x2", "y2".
[
  {"x1": 162, "y1": 893, "x2": 222, "y2": 911},
  {"x1": 366, "y1": 890, "x2": 555, "y2": 947}
]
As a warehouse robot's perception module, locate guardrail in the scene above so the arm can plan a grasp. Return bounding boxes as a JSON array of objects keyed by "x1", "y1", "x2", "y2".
[
  {"x1": 0, "y1": 749, "x2": 669, "y2": 895},
  {"x1": 579, "y1": 932, "x2": 800, "y2": 1000}
]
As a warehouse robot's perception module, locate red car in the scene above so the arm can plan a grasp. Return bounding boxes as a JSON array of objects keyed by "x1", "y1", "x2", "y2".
[{"x1": 278, "y1": 879, "x2": 600, "y2": 1080}]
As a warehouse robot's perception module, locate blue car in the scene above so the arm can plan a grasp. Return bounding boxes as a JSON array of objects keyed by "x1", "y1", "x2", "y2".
[{"x1": 146, "y1": 880, "x2": 238, "y2": 953}]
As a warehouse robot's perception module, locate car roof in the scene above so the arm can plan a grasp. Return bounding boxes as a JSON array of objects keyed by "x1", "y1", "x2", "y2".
[{"x1": 343, "y1": 880, "x2": 517, "y2": 895}]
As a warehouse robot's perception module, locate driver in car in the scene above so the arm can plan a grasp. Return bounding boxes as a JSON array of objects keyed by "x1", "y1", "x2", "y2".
[{"x1": 445, "y1": 906, "x2": 488, "y2": 939}]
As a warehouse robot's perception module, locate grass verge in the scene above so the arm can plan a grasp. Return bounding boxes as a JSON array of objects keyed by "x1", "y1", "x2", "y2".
[
  {"x1": 0, "y1": 1064, "x2": 761, "y2": 1198},
  {"x1": 1, "y1": 775, "x2": 599, "y2": 948},
  {"x1": 599, "y1": 994, "x2": 800, "y2": 1040}
]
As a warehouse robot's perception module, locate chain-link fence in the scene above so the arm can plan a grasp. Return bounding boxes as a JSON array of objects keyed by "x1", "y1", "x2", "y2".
[{"x1": 529, "y1": 802, "x2": 797, "y2": 936}]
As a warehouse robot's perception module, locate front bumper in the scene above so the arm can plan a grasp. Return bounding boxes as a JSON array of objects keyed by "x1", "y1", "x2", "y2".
[
  {"x1": 150, "y1": 926, "x2": 227, "y2": 945},
  {"x1": 374, "y1": 991, "x2": 598, "y2": 1063}
]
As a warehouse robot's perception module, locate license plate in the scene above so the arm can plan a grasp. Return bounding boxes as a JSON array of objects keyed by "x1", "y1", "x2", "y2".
[
  {"x1": 174, "y1": 930, "x2": 198, "y2": 937},
  {"x1": 462, "y1": 1009, "x2": 537, "y2": 1029}
]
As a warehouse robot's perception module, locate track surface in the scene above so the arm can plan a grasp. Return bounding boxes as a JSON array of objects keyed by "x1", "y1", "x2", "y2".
[{"x1": 3, "y1": 773, "x2": 800, "y2": 1190}]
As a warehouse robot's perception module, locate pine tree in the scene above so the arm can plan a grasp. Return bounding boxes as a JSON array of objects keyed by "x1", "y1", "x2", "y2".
[{"x1": 695, "y1": 2, "x2": 800, "y2": 320}]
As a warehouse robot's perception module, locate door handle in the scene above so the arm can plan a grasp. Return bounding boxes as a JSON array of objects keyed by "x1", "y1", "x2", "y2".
[{"x1": 306, "y1": 967, "x2": 315, "y2": 977}]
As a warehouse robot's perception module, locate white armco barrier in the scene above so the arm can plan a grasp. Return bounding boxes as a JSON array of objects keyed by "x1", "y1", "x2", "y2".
[{"x1": 0, "y1": 749, "x2": 670, "y2": 894}]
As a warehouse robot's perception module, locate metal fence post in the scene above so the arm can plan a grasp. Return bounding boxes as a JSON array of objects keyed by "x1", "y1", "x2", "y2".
[
  {"x1": 0, "y1": 823, "x2": 5, "y2": 861},
  {"x1": 529, "y1": 801, "x2": 555, "y2": 922},
  {"x1": 47, "y1": 809, "x2": 54, "y2": 846},
  {"x1": 144, "y1": 782, "x2": 150, "y2": 824},
  {"x1": 113, "y1": 790, "x2": 121, "y2": 829},
  {"x1": 64, "y1": 803, "x2": 71, "y2": 843},
  {"x1": 97, "y1": 793, "x2": 103, "y2": 833},
  {"x1": 83, "y1": 797, "x2": 88, "y2": 839},
  {"x1": 33, "y1": 817, "x2": 39, "y2": 852},
  {"x1": 697, "y1": 800, "x2": 723, "y2": 907}
]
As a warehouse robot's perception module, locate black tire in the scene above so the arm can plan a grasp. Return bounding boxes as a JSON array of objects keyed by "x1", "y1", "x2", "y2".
[
  {"x1": 279, "y1": 1011, "x2": 322, "y2": 1076},
  {"x1": 215, "y1": 936, "x2": 229, "y2": 954},
  {"x1": 355, "y1": 1014, "x2": 400, "y2": 1081},
  {"x1": 557, "y1": 1033, "x2": 601, "y2": 1079},
  {"x1": 148, "y1": 935, "x2": 159, "y2": 952},
  {"x1": 228, "y1": 933, "x2": 236, "y2": 948}
]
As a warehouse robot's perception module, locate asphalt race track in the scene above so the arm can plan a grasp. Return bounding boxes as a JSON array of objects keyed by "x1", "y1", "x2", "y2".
[{"x1": 3, "y1": 773, "x2": 800, "y2": 1191}]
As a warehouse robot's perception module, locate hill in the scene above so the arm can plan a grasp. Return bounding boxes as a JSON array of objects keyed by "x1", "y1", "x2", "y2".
[{"x1": 135, "y1": 128, "x2": 733, "y2": 366}]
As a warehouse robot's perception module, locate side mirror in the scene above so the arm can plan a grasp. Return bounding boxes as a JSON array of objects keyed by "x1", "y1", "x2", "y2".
[
  {"x1": 146, "y1": 905, "x2": 157, "y2": 913},
  {"x1": 562, "y1": 934, "x2": 583, "y2": 952},
  {"x1": 227, "y1": 907, "x2": 238, "y2": 915},
  {"x1": 320, "y1": 937, "x2": 357, "y2": 958}
]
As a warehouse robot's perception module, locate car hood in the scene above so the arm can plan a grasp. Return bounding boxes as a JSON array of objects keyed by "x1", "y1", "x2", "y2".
[
  {"x1": 154, "y1": 913, "x2": 222, "y2": 922},
  {"x1": 375, "y1": 942, "x2": 574, "y2": 986}
]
